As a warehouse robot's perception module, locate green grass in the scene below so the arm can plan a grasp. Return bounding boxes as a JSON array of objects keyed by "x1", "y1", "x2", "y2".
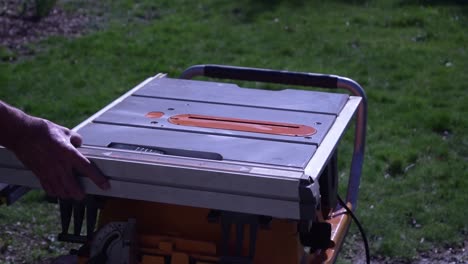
[{"x1": 1, "y1": 0, "x2": 467, "y2": 262}]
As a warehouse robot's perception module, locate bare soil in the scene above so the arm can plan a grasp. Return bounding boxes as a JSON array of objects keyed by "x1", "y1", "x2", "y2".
[
  {"x1": 0, "y1": 0, "x2": 88, "y2": 59},
  {"x1": 340, "y1": 234, "x2": 467, "y2": 264}
]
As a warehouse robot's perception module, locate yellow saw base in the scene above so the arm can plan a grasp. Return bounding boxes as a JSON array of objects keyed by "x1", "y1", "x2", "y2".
[{"x1": 78, "y1": 198, "x2": 351, "y2": 264}]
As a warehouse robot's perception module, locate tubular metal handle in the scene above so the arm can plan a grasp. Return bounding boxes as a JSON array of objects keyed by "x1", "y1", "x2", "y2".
[
  {"x1": 180, "y1": 64, "x2": 367, "y2": 210},
  {"x1": 181, "y1": 64, "x2": 338, "y2": 89}
]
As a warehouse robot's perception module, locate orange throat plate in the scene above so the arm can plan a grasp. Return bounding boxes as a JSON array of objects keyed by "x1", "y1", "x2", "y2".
[{"x1": 168, "y1": 114, "x2": 317, "y2": 137}]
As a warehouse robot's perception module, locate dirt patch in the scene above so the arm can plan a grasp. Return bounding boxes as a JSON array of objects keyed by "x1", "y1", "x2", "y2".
[
  {"x1": 0, "y1": 0, "x2": 89, "y2": 59},
  {"x1": 413, "y1": 243, "x2": 467, "y2": 264},
  {"x1": 370, "y1": 244, "x2": 468, "y2": 264},
  {"x1": 340, "y1": 234, "x2": 467, "y2": 264},
  {"x1": 0, "y1": 218, "x2": 74, "y2": 264}
]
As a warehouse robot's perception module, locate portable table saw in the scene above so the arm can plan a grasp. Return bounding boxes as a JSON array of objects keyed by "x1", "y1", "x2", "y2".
[{"x1": 0, "y1": 65, "x2": 367, "y2": 264}]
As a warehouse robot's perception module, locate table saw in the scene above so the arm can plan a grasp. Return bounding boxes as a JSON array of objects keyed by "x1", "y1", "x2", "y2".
[{"x1": 0, "y1": 65, "x2": 367, "y2": 264}]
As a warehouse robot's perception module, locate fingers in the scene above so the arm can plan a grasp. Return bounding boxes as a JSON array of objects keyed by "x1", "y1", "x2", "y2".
[
  {"x1": 70, "y1": 148, "x2": 110, "y2": 191},
  {"x1": 35, "y1": 167, "x2": 67, "y2": 198},
  {"x1": 35, "y1": 162, "x2": 84, "y2": 200},
  {"x1": 15, "y1": 120, "x2": 104, "y2": 200},
  {"x1": 39, "y1": 166, "x2": 85, "y2": 200},
  {"x1": 58, "y1": 165, "x2": 85, "y2": 200},
  {"x1": 29, "y1": 165, "x2": 59, "y2": 197},
  {"x1": 38, "y1": 176, "x2": 56, "y2": 197},
  {"x1": 65, "y1": 129, "x2": 109, "y2": 194},
  {"x1": 70, "y1": 131, "x2": 83, "y2": 148},
  {"x1": 50, "y1": 177, "x2": 67, "y2": 199}
]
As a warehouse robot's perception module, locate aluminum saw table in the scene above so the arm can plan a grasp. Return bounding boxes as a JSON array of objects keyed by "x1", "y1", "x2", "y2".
[{"x1": 0, "y1": 65, "x2": 367, "y2": 264}]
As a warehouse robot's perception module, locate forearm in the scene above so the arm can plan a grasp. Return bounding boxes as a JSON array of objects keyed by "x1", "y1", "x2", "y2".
[{"x1": 0, "y1": 100, "x2": 35, "y2": 150}]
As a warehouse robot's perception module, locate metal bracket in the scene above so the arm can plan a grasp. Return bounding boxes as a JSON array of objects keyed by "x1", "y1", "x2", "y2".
[
  {"x1": 208, "y1": 211, "x2": 265, "y2": 264},
  {"x1": 58, "y1": 195, "x2": 102, "y2": 244},
  {"x1": 299, "y1": 222, "x2": 332, "y2": 251}
]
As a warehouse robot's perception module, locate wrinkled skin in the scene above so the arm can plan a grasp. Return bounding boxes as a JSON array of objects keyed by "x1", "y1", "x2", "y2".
[{"x1": 10, "y1": 117, "x2": 110, "y2": 200}]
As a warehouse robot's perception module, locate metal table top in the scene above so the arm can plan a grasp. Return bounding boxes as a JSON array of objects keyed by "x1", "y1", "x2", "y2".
[{"x1": 0, "y1": 74, "x2": 360, "y2": 220}]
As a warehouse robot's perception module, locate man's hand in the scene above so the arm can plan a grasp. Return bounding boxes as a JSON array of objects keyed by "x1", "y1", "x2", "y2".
[
  {"x1": 10, "y1": 117, "x2": 110, "y2": 200},
  {"x1": 0, "y1": 101, "x2": 110, "y2": 200}
]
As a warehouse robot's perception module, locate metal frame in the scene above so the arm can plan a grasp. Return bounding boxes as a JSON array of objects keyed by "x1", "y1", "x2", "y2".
[
  {"x1": 0, "y1": 65, "x2": 366, "y2": 219},
  {"x1": 0, "y1": 160, "x2": 308, "y2": 219},
  {"x1": 181, "y1": 64, "x2": 367, "y2": 210}
]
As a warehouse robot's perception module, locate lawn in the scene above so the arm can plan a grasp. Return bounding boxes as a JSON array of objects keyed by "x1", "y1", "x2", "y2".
[{"x1": 0, "y1": 0, "x2": 467, "y2": 263}]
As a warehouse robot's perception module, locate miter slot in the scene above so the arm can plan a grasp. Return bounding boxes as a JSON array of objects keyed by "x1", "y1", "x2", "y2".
[
  {"x1": 92, "y1": 95, "x2": 335, "y2": 145},
  {"x1": 108, "y1": 142, "x2": 223, "y2": 161},
  {"x1": 134, "y1": 77, "x2": 349, "y2": 115},
  {"x1": 78, "y1": 123, "x2": 317, "y2": 168},
  {"x1": 92, "y1": 120, "x2": 318, "y2": 146}
]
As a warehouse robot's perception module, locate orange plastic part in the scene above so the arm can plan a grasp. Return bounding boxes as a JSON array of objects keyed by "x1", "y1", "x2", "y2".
[
  {"x1": 82, "y1": 198, "x2": 351, "y2": 264},
  {"x1": 303, "y1": 207, "x2": 352, "y2": 264},
  {"x1": 97, "y1": 198, "x2": 304, "y2": 264},
  {"x1": 323, "y1": 207, "x2": 352, "y2": 264},
  {"x1": 145, "y1": 111, "x2": 165, "y2": 118},
  {"x1": 168, "y1": 114, "x2": 317, "y2": 136},
  {"x1": 141, "y1": 255, "x2": 165, "y2": 264}
]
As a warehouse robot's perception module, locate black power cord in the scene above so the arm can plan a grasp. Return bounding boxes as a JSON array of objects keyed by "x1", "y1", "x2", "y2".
[{"x1": 337, "y1": 195, "x2": 370, "y2": 264}]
